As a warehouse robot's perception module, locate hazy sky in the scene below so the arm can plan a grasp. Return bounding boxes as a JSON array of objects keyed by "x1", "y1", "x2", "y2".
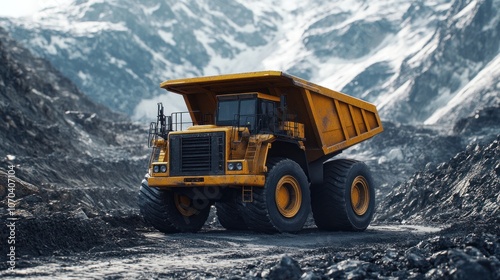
[{"x1": 0, "y1": 0, "x2": 60, "y2": 17}]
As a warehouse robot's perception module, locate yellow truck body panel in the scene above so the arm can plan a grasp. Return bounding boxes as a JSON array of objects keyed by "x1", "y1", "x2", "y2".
[{"x1": 160, "y1": 71, "x2": 383, "y2": 163}]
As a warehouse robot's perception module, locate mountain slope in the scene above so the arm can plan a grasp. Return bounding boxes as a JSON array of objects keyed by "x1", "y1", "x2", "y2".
[
  {"x1": 1, "y1": 0, "x2": 498, "y2": 125},
  {"x1": 376, "y1": 0, "x2": 500, "y2": 124},
  {"x1": 0, "y1": 0, "x2": 282, "y2": 115},
  {"x1": 0, "y1": 24, "x2": 158, "y2": 260},
  {"x1": 0, "y1": 26, "x2": 148, "y2": 217}
]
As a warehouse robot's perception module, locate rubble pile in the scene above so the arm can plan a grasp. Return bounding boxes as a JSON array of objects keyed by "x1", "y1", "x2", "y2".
[{"x1": 376, "y1": 135, "x2": 500, "y2": 225}]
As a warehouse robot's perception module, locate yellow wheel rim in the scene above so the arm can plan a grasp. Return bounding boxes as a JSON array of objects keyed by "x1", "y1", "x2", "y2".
[
  {"x1": 275, "y1": 175, "x2": 302, "y2": 218},
  {"x1": 351, "y1": 176, "x2": 370, "y2": 216},
  {"x1": 174, "y1": 194, "x2": 197, "y2": 217}
]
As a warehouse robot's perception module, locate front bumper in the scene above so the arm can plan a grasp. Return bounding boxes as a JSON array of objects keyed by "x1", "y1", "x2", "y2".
[{"x1": 147, "y1": 174, "x2": 266, "y2": 188}]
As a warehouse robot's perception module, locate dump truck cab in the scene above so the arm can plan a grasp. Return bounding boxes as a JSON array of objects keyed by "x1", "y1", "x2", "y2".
[
  {"x1": 217, "y1": 92, "x2": 276, "y2": 131},
  {"x1": 139, "y1": 71, "x2": 383, "y2": 233}
]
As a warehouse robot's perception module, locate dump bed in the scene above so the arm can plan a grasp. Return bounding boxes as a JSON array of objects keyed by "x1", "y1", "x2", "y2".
[{"x1": 161, "y1": 71, "x2": 383, "y2": 163}]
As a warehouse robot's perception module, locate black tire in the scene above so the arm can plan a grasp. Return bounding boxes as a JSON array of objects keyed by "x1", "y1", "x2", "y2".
[
  {"x1": 138, "y1": 179, "x2": 210, "y2": 233},
  {"x1": 215, "y1": 189, "x2": 247, "y2": 230},
  {"x1": 311, "y1": 159, "x2": 375, "y2": 231},
  {"x1": 240, "y1": 157, "x2": 310, "y2": 233}
]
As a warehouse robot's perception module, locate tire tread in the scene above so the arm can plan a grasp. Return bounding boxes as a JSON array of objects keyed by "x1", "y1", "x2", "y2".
[
  {"x1": 311, "y1": 159, "x2": 374, "y2": 231},
  {"x1": 138, "y1": 179, "x2": 210, "y2": 233}
]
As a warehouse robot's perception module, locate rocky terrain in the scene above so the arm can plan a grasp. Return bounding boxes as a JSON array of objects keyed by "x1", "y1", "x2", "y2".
[
  {"x1": 0, "y1": 128, "x2": 498, "y2": 279},
  {"x1": 0, "y1": 26, "x2": 149, "y2": 262},
  {"x1": 377, "y1": 136, "x2": 500, "y2": 226}
]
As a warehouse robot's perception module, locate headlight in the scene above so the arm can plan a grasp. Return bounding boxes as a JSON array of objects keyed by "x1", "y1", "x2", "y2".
[
  {"x1": 228, "y1": 162, "x2": 243, "y2": 171},
  {"x1": 153, "y1": 164, "x2": 167, "y2": 173}
]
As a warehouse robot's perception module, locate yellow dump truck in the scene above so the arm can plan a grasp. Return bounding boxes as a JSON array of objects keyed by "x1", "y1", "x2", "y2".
[{"x1": 139, "y1": 71, "x2": 383, "y2": 233}]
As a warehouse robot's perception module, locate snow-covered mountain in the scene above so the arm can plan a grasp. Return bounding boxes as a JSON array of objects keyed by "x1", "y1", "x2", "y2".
[{"x1": 1, "y1": 0, "x2": 499, "y2": 124}]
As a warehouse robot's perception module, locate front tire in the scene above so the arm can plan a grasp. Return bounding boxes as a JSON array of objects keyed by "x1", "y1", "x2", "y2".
[
  {"x1": 138, "y1": 179, "x2": 210, "y2": 233},
  {"x1": 311, "y1": 159, "x2": 375, "y2": 231},
  {"x1": 240, "y1": 158, "x2": 310, "y2": 233},
  {"x1": 215, "y1": 189, "x2": 247, "y2": 230}
]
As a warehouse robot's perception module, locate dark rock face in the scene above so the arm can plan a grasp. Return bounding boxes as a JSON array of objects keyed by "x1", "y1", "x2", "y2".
[
  {"x1": 304, "y1": 18, "x2": 394, "y2": 60},
  {"x1": 382, "y1": 0, "x2": 500, "y2": 124},
  {"x1": 342, "y1": 61, "x2": 394, "y2": 102},
  {"x1": 376, "y1": 135, "x2": 500, "y2": 224},
  {"x1": 453, "y1": 105, "x2": 500, "y2": 144},
  {"x1": 0, "y1": 26, "x2": 147, "y2": 189},
  {"x1": 0, "y1": 27, "x2": 149, "y2": 258}
]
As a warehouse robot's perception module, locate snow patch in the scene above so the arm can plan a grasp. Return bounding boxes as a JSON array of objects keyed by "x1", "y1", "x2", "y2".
[
  {"x1": 425, "y1": 53, "x2": 500, "y2": 124},
  {"x1": 406, "y1": 34, "x2": 438, "y2": 68},
  {"x1": 106, "y1": 54, "x2": 127, "y2": 68},
  {"x1": 388, "y1": 148, "x2": 404, "y2": 161},
  {"x1": 377, "y1": 80, "x2": 412, "y2": 110},
  {"x1": 453, "y1": 0, "x2": 478, "y2": 29},
  {"x1": 77, "y1": 71, "x2": 91, "y2": 86},
  {"x1": 141, "y1": 3, "x2": 161, "y2": 15},
  {"x1": 32, "y1": 88, "x2": 56, "y2": 102},
  {"x1": 158, "y1": 30, "x2": 175, "y2": 46}
]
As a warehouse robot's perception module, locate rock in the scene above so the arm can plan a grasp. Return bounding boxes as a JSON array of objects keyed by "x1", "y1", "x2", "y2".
[
  {"x1": 429, "y1": 251, "x2": 450, "y2": 267},
  {"x1": 21, "y1": 194, "x2": 43, "y2": 205},
  {"x1": 385, "y1": 248, "x2": 399, "y2": 259},
  {"x1": 325, "y1": 260, "x2": 372, "y2": 279},
  {"x1": 450, "y1": 259, "x2": 494, "y2": 280},
  {"x1": 359, "y1": 251, "x2": 374, "y2": 262},
  {"x1": 300, "y1": 271, "x2": 322, "y2": 280},
  {"x1": 268, "y1": 256, "x2": 303, "y2": 280},
  {"x1": 71, "y1": 208, "x2": 89, "y2": 220},
  {"x1": 0, "y1": 183, "x2": 5, "y2": 199},
  {"x1": 388, "y1": 148, "x2": 404, "y2": 161},
  {"x1": 464, "y1": 246, "x2": 486, "y2": 258},
  {"x1": 425, "y1": 268, "x2": 447, "y2": 279},
  {"x1": 406, "y1": 252, "x2": 430, "y2": 270}
]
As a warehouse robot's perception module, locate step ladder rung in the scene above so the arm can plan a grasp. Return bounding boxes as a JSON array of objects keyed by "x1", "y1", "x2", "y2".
[{"x1": 242, "y1": 186, "x2": 253, "y2": 202}]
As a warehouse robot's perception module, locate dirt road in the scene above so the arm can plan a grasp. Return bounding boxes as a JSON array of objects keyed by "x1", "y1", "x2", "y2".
[{"x1": 2, "y1": 224, "x2": 441, "y2": 279}]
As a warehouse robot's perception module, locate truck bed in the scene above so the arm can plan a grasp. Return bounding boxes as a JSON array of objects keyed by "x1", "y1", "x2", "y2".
[{"x1": 160, "y1": 71, "x2": 383, "y2": 163}]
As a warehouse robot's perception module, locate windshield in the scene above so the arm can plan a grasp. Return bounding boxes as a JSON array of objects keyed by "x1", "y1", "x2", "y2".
[
  {"x1": 239, "y1": 99, "x2": 256, "y2": 127},
  {"x1": 217, "y1": 99, "x2": 239, "y2": 123},
  {"x1": 217, "y1": 97, "x2": 256, "y2": 130}
]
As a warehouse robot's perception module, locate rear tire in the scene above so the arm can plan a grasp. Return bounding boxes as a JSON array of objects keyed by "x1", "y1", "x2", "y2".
[
  {"x1": 138, "y1": 179, "x2": 210, "y2": 233},
  {"x1": 240, "y1": 158, "x2": 310, "y2": 233},
  {"x1": 215, "y1": 189, "x2": 247, "y2": 230},
  {"x1": 311, "y1": 159, "x2": 375, "y2": 231}
]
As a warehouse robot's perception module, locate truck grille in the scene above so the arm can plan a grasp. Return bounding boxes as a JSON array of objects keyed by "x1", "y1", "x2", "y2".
[{"x1": 169, "y1": 132, "x2": 225, "y2": 176}]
